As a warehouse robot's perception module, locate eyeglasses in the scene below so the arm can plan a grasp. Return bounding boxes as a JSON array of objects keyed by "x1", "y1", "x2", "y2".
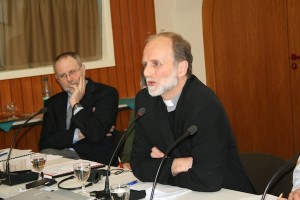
[{"x1": 56, "y1": 65, "x2": 82, "y2": 80}]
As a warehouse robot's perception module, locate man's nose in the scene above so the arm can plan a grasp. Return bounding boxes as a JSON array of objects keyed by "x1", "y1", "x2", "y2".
[
  {"x1": 66, "y1": 74, "x2": 73, "y2": 82},
  {"x1": 143, "y1": 65, "x2": 153, "y2": 77}
]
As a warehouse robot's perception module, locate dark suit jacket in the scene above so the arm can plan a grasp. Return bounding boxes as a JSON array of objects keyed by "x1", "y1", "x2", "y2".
[
  {"x1": 39, "y1": 78, "x2": 119, "y2": 165},
  {"x1": 131, "y1": 75, "x2": 254, "y2": 193}
]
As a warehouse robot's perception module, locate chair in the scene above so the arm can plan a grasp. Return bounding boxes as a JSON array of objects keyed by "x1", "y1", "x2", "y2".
[
  {"x1": 240, "y1": 152, "x2": 294, "y2": 197},
  {"x1": 109, "y1": 129, "x2": 125, "y2": 166},
  {"x1": 112, "y1": 130, "x2": 125, "y2": 151}
]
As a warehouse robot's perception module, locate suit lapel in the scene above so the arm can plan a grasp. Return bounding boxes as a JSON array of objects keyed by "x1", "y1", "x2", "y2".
[
  {"x1": 79, "y1": 78, "x2": 96, "y2": 106},
  {"x1": 56, "y1": 92, "x2": 69, "y2": 130}
]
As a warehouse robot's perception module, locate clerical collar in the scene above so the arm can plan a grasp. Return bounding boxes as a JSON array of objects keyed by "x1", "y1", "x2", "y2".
[{"x1": 163, "y1": 92, "x2": 181, "y2": 112}]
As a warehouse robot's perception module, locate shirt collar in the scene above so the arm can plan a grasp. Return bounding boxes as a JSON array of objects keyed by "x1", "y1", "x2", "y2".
[{"x1": 163, "y1": 91, "x2": 181, "y2": 112}]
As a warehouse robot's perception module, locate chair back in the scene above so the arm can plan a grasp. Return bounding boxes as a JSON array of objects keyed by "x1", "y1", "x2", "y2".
[{"x1": 240, "y1": 152, "x2": 294, "y2": 197}]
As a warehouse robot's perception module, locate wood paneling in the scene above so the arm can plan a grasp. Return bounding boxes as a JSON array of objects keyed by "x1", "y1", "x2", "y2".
[
  {"x1": 0, "y1": 0, "x2": 156, "y2": 150},
  {"x1": 202, "y1": 0, "x2": 298, "y2": 160}
]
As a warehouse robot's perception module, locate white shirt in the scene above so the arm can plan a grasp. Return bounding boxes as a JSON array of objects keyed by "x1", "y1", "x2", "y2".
[
  {"x1": 292, "y1": 157, "x2": 300, "y2": 191},
  {"x1": 67, "y1": 94, "x2": 83, "y2": 145}
]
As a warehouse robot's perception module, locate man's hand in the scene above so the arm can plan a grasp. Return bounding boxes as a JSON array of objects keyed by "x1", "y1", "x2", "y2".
[
  {"x1": 69, "y1": 74, "x2": 86, "y2": 107},
  {"x1": 123, "y1": 163, "x2": 131, "y2": 170},
  {"x1": 150, "y1": 146, "x2": 193, "y2": 176},
  {"x1": 288, "y1": 188, "x2": 300, "y2": 200},
  {"x1": 78, "y1": 130, "x2": 85, "y2": 140},
  {"x1": 106, "y1": 125, "x2": 115, "y2": 137},
  {"x1": 171, "y1": 157, "x2": 193, "y2": 176},
  {"x1": 150, "y1": 146, "x2": 165, "y2": 158}
]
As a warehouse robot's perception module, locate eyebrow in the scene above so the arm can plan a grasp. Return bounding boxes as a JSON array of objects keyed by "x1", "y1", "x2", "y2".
[
  {"x1": 56, "y1": 66, "x2": 80, "y2": 74},
  {"x1": 142, "y1": 59, "x2": 161, "y2": 65}
]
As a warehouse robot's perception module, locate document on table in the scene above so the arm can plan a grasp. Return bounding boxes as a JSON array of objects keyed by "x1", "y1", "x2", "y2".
[
  {"x1": 0, "y1": 148, "x2": 32, "y2": 162},
  {"x1": 240, "y1": 194, "x2": 278, "y2": 200},
  {"x1": 0, "y1": 149, "x2": 63, "y2": 171},
  {"x1": 131, "y1": 182, "x2": 191, "y2": 199},
  {"x1": 43, "y1": 159, "x2": 104, "y2": 178},
  {"x1": 5, "y1": 188, "x2": 89, "y2": 200}
]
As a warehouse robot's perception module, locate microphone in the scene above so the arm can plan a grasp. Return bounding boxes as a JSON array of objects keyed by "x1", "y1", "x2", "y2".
[
  {"x1": 90, "y1": 107, "x2": 146, "y2": 200},
  {"x1": 150, "y1": 125, "x2": 198, "y2": 200},
  {"x1": 0, "y1": 107, "x2": 47, "y2": 185},
  {"x1": 261, "y1": 152, "x2": 300, "y2": 200}
]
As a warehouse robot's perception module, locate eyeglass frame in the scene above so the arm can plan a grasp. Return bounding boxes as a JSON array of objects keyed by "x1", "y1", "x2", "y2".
[{"x1": 55, "y1": 65, "x2": 82, "y2": 81}]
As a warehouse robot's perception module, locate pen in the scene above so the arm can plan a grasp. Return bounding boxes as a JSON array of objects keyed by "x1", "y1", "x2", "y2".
[
  {"x1": 118, "y1": 157, "x2": 123, "y2": 168},
  {"x1": 127, "y1": 180, "x2": 138, "y2": 186},
  {"x1": 0, "y1": 152, "x2": 8, "y2": 157},
  {"x1": 277, "y1": 193, "x2": 283, "y2": 199}
]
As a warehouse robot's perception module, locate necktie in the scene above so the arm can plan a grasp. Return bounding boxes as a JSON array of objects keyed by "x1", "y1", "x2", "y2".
[{"x1": 66, "y1": 105, "x2": 72, "y2": 130}]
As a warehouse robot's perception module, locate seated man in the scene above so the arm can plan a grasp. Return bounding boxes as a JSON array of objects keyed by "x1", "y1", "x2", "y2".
[
  {"x1": 131, "y1": 32, "x2": 254, "y2": 193},
  {"x1": 39, "y1": 52, "x2": 119, "y2": 165}
]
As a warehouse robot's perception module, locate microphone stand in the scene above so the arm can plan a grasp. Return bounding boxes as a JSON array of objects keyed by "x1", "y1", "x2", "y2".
[
  {"x1": 1, "y1": 107, "x2": 47, "y2": 185},
  {"x1": 149, "y1": 125, "x2": 197, "y2": 200},
  {"x1": 91, "y1": 107, "x2": 146, "y2": 200}
]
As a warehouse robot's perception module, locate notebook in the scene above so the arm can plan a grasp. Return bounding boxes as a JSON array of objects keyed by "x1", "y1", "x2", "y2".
[
  {"x1": 6, "y1": 188, "x2": 88, "y2": 200},
  {"x1": 0, "y1": 149, "x2": 63, "y2": 172},
  {"x1": 43, "y1": 159, "x2": 104, "y2": 179},
  {"x1": 0, "y1": 149, "x2": 33, "y2": 162}
]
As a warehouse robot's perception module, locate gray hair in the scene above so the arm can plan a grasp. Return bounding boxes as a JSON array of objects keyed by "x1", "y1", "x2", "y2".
[
  {"x1": 53, "y1": 52, "x2": 82, "y2": 70},
  {"x1": 145, "y1": 32, "x2": 193, "y2": 77}
]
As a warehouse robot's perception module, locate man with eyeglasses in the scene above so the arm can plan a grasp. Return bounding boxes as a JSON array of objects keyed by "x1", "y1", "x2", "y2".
[{"x1": 39, "y1": 52, "x2": 119, "y2": 165}]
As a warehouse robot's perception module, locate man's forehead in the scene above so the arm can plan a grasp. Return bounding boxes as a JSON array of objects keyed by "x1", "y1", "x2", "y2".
[
  {"x1": 55, "y1": 57, "x2": 78, "y2": 67},
  {"x1": 146, "y1": 36, "x2": 172, "y2": 48},
  {"x1": 143, "y1": 38, "x2": 173, "y2": 61}
]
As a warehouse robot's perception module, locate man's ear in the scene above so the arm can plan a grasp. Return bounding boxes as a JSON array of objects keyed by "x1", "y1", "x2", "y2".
[
  {"x1": 81, "y1": 64, "x2": 86, "y2": 76},
  {"x1": 177, "y1": 61, "x2": 188, "y2": 77}
]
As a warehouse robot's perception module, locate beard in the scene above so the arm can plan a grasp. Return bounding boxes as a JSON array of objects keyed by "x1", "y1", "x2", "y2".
[
  {"x1": 147, "y1": 68, "x2": 178, "y2": 97},
  {"x1": 61, "y1": 80, "x2": 79, "y2": 94},
  {"x1": 65, "y1": 87, "x2": 74, "y2": 94}
]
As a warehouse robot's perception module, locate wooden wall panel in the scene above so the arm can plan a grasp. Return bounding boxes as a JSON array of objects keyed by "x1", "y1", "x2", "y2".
[
  {"x1": 128, "y1": 0, "x2": 148, "y2": 94},
  {"x1": 21, "y1": 78, "x2": 34, "y2": 113},
  {"x1": 202, "y1": 0, "x2": 295, "y2": 159},
  {"x1": 0, "y1": 0, "x2": 156, "y2": 151},
  {"x1": 119, "y1": 0, "x2": 137, "y2": 97},
  {"x1": 110, "y1": 0, "x2": 128, "y2": 98},
  {"x1": 0, "y1": 80, "x2": 11, "y2": 111},
  {"x1": 32, "y1": 76, "x2": 44, "y2": 111}
]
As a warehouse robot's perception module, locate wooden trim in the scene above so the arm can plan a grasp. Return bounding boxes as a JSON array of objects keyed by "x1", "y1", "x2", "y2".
[{"x1": 202, "y1": 0, "x2": 216, "y2": 91}]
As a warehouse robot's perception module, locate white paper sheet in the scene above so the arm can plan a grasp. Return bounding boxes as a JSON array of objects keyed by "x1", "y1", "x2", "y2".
[{"x1": 240, "y1": 194, "x2": 279, "y2": 200}]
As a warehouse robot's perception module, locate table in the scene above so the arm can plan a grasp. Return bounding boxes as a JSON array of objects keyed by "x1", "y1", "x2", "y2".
[{"x1": 0, "y1": 157, "x2": 258, "y2": 200}]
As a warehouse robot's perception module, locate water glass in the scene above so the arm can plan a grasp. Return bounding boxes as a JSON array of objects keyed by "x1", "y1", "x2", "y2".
[
  {"x1": 73, "y1": 162, "x2": 91, "y2": 195},
  {"x1": 30, "y1": 153, "x2": 47, "y2": 179},
  {"x1": 5, "y1": 102, "x2": 17, "y2": 119},
  {"x1": 110, "y1": 184, "x2": 130, "y2": 200}
]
